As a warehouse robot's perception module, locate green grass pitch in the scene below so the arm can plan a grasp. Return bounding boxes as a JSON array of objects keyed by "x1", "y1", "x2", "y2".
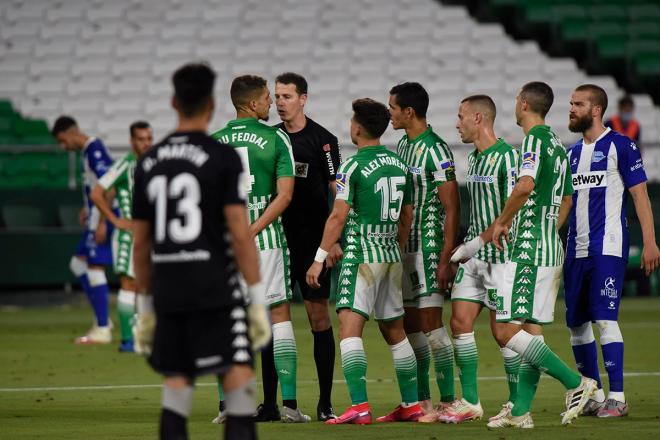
[{"x1": 1, "y1": 298, "x2": 660, "y2": 439}]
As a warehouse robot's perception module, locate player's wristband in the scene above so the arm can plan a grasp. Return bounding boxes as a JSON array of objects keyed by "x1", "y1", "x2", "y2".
[
  {"x1": 136, "y1": 294, "x2": 154, "y2": 314},
  {"x1": 314, "y1": 248, "x2": 329, "y2": 263},
  {"x1": 247, "y1": 281, "x2": 266, "y2": 305}
]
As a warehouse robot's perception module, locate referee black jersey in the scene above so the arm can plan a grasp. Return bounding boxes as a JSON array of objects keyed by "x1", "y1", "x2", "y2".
[
  {"x1": 132, "y1": 131, "x2": 245, "y2": 314},
  {"x1": 277, "y1": 117, "x2": 341, "y2": 231}
]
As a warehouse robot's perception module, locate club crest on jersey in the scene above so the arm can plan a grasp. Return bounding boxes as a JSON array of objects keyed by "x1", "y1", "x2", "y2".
[
  {"x1": 323, "y1": 143, "x2": 331, "y2": 152},
  {"x1": 591, "y1": 151, "x2": 606, "y2": 163},
  {"x1": 336, "y1": 173, "x2": 347, "y2": 193}
]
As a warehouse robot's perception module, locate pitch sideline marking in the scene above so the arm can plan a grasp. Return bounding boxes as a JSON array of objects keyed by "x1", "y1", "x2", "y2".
[{"x1": 1, "y1": 371, "x2": 659, "y2": 393}]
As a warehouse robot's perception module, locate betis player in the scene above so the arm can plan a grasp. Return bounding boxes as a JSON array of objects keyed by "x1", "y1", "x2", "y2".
[
  {"x1": 435, "y1": 95, "x2": 520, "y2": 423},
  {"x1": 388, "y1": 82, "x2": 459, "y2": 417},
  {"x1": 90, "y1": 121, "x2": 153, "y2": 352},
  {"x1": 307, "y1": 98, "x2": 423, "y2": 424},
  {"x1": 211, "y1": 75, "x2": 310, "y2": 423},
  {"x1": 461, "y1": 82, "x2": 597, "y2": 427}
]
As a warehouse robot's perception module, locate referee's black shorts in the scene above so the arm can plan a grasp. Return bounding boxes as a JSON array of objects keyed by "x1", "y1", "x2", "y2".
[
  {"x1": 149, "y1": 304, "x2": 254, "y2": 378},
  {"x1": 288, "y1": 226, "x2": 331, "y2": 300}
]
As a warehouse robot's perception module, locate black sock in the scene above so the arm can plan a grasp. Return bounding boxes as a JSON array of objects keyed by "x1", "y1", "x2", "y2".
[
  {"x1": 261, "y1": 339, "x2": 278, "y2": 408},
  {"x1": 313, "y1": 327, "x2": 335, "y2": 407},
  {"x1": 283, "y1": 399, "x2": 297, "y2": 410},
  {"x1": 225, "y1": 415, "x2": 257, "y2": 440},
  {"x1": 159, "y1": 408, "x2": 187, "y2": 440}
]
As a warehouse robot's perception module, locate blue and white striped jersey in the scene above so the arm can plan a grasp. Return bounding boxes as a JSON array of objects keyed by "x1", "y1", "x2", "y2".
[
  {"x1": 566, "y1": 128, "x2": 647, "y2": 260},
  {"x1": 81, "y1": 137, "x2": 113, "y2": 228}
]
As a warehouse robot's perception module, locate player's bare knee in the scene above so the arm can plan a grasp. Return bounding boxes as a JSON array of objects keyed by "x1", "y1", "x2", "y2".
[
  {"x1": 120, "y1": 276, "x2": 136, "y2": 291},
  {"x1": 420, "y1": 307, "x2": 442, "y2": 332},
  {"x1": 450, "y1": 314, "x2": 472, "y2": 336},
  {"x1": 269, "y1": 302, "x2": 290, "y2": 324},
  {"x1": 378, "y1": 319, "x2": 406, "y2": 345}
]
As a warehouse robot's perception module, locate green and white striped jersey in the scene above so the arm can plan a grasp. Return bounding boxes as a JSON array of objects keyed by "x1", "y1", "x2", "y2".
[
  {"x1": 335, "y1": 145, "x2": 412, "y2": 264},
  {"x1": 511, "y1": 125, "x2": 574, "y2": 267},
  {"x1": 464, "y1": 139, "x2": 518, "y2": 263},
  {"x1": 212, "y1": 117, "x2": 295, "y2": 251},
  {"x1": 396, "y1": 126, "x2": 455, "y2": 253},
  {"x1": 98, "y1": 151, "x2": 136, "y2": 219}
]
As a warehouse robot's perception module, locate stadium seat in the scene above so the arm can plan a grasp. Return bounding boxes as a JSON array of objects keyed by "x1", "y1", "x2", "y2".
[{"x1": 2, "y1": 205, "x2": 46, "y2": 228}]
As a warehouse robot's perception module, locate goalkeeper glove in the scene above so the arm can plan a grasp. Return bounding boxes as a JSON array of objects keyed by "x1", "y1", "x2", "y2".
[
  {"x1": 450, "y1": 236, "x2": 485, "y2": 263},
  {"x1": 133, "y1": 294, "x2": 156, "y2": 356},
  {"x1": 246, "y1": 281, "x2": 271, "y2": 351}
]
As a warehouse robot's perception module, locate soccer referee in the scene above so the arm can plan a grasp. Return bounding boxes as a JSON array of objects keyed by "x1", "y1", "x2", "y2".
[{"x1": 263, "y1": 72, "x2": 341, "y2": 421}]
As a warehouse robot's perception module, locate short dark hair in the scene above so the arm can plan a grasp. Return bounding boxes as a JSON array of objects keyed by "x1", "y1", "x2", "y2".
[
  {"x1": 461, "y1": 94, "x2": 497, "y2": 121},
  {"x1": 129, "y1": 120, "x2": 151, "y2": 137},
  {"x1": 352, "y1": 98, "x2": 390, "y2": 139},
  {"x1": 619, "y1": 95, "x2": 634, "y2": 109},
  {"x1": 51, "y1": 115, "x2": 77, "y2": 136},
  {"x1": 575, "y1": 84, "x2": 608, "y2": 116},
  {"x1": 172, "y1": 62, "x2": 216, "y2": 117},
  {"x1": 520, "y1": 81, "x2": 554, "y2": 117},
  {"x1": 275, "y1": 72, "x2": 308, "y2": 95},
  {"x1": 389, "y1": 82, "x2": 429, "y2": 118},
  {"x1": 230, "y1": 75, "x2": 268, "y2": 109}
]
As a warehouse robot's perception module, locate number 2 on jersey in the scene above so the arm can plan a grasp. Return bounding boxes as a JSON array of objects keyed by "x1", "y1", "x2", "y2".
[
  {"x1": 552, "y1": 156, "x2": 566, "y2": 206},
  {"x1": 147, "y1": 173, "x2": 202, "y2": 243},
  {"x1": 375, "y1": 176, "x2": 406, "y2": 221}
]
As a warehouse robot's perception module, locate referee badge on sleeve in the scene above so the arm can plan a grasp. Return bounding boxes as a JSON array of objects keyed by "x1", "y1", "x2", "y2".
[{"x1": 295, "y1": 162, "x2": 309, "y2": 178}]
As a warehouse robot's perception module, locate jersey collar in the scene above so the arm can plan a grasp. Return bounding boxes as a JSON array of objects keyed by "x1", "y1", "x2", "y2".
[
  {"x1": 407, "y1": 125, "x2": 432, "y2": 144},
  {"x1": 581, "y1": 127, "x2": 611, "y2": 147},
  {"x1": 475, "y1": 138, "x2": 504, "y2": 157}
]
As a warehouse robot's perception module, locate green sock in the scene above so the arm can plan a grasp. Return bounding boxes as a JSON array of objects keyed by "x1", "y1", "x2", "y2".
[
  {"x1": 454, "y1": 333, "x2": 479, "y2": 405},
  {"x1": 408, "y1": 332, "x2": 431, "y2": 401},
  {"x1": 521, "y1": 336, "x2": 581, "y2": 390},
  {"x1": 427, "y1": 327, "x2": 455, "y2": 402},
  {"x1": 511, "y1": 361, "x2": 540, "y2": 416},
  {"x1": 273, "y1": 321, "x2": 298, "y2": 401},
  {"x1": 501, "y1": 347, "x2": 521, "y2": 404},
  {"x1": 217, "y1": 380, "x2": 224, "y2": 402},
  {"x1": 117, "y1": 289, "x2": 135, "y2": 342},
  {"x1": 340, "y1": 337, "x2": 368, "y2": 404},
  {"x1": 391, "y1": 339, "x2": 419, "y2": 404}
]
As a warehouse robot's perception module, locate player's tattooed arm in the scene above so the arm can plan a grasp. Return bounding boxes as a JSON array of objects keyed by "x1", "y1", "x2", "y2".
[
  {"x1": 557, "y1": 195, "x2": 573, "y2": 230},
  {"x1": 307, "y1": 199, "x2": 350, "y2": 289},
  {"x1": 398, "y1": 204, "x2": 413, "y2": 252},
  {"x1": 437, "y1": 179, "x2": 460, "y2": 290},
  {"x1": 248, "y1": 177, "x2": 294, "y2": 238},
  {"x1": 492, "y1": 175, "x2": 535, "y2": 250},
  {"x1": 629, "y1": 182, "x2": 660, "y2": 275}
]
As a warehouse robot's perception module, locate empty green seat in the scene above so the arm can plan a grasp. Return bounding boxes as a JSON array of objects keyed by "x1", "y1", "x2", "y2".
[
  {"x1": 629, "y1": 21, "x2": 660, "y2": 40},
  {"x1": 58, "y1": 205, "x2": 82, "y2": 228},
  {"x1": 2, "y1": 205, "x2": 46, "y2": 228},
  {"x1": 14, "y1": 119, "x2": 50, "y2": 136},
  {"x1": 628, "y1": 4, "x2": 660, "y2": 21},
  {"x1": 635, "y1": 53, "x2": 660, "y2": 76},
  {"x1": 590, "y1": 5, "x2": 626, "y2": 21}
]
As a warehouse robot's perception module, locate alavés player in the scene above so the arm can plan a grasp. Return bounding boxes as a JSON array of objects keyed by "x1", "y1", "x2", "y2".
[
  {"x1": 212, "y1": 75, "x2": 311, "y2": 423},
  {"x1": 565, "y1": 84, "x2": 660, "y2": 417},
  {"x1": 388, "y1": 82, "x2": 460, "y2": 420},
  {"x1": 90, "y1": 121, "x2": 153, "y2": 352},
  {"x1": 52, "y1": 116, "x2": 116, "y2": 345},
  {"x1": 307, "y1": 98, "x2": 423, "y2": 425},
  {"x1": 444, "y1": 95, "x2": 520, "y2": 424}
]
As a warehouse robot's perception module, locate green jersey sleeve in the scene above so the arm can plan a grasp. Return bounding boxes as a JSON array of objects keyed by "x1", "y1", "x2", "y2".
[
  {"x1": 98, "y1": 156, "x2": 129, "y2": 190},
  {"x1": 562, "y1": 155, "x2": 574, "y2": 196},
  {"x1": 519, "y1": 134, "x2": 542, "y2": 181},
  {"x1": 274, "y1": 128, "x2": 295, "y2": 179},
  {"x1": 335, "y1": 159, "x2": 359, "y2": 206},
  {"x1": 427, "y1": 143, "x2": 456, "y2": 185}
]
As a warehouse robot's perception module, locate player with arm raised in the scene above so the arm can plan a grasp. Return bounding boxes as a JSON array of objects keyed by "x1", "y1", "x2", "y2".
[
  {"x1": 274, "y1": 72, "x2": 341, "y2": 421},
  {"x1": 52, "y1": 116, "x2": 115, "y2": 345},
  {"x1": 307, "y1": 98, "x2": 422, "y2": 425},
  {"x1": 388, "y1": 82, "x2": 459, "y2": 418},
  {"x1": 476, "y1": 82, "x2": 597, "y2": 428},
  {"x1": 131, "y1": 63, "x2": 270, "y2": 440},
  {"x1": 90, "y1": 121, "x2": 153, "y2": 352},
  {"x1": 565, "y1": 84, "x2": 660, "y2": 417},
  {"x1": 431, "y1": 95, "x2": 520, "y2": 424},
  {"x1": 212, "y1": 75, "x2": 309, "y2": 423}
]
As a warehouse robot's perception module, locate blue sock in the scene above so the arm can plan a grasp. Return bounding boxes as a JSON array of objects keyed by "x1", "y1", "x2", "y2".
[
  {"x1": 571, "y1": 341, "x2": 602, "y2": 389},
  {"x1": 78, "y1": 274, "x2": 93, "y2": 303},
  {"x1": 90, "y1": 283, "x2": 109, "y2": 327},
  {"x1": 601, "y1": 342, "x2": 624, "y2": 392}
]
